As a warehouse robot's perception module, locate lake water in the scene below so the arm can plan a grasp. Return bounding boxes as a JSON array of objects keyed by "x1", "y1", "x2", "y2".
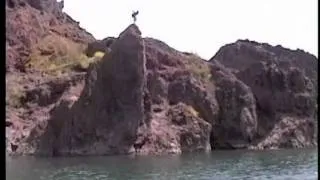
[{"x1": 6, "y1": 148, "x2": 318, "y2": 180}]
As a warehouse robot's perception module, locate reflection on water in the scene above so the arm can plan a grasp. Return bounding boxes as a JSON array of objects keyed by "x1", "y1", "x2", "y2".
[{"x1": 6, "y1": 148, "x2": 318, "y2": 180}]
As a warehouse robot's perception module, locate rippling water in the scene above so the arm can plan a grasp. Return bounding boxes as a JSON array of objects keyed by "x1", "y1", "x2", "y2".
[{"x1": 6, "y1": 148, "x2": 318, "y2": 180}]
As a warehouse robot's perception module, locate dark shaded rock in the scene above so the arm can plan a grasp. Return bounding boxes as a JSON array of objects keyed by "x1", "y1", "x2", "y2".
[
  {"x1": 35, "y1": 24, "x2": 145, "y2": 155},
  {"x1": 211, "y1": 39, "x2": 318, "y2": 90},
  {"x1": 167, "y1": 75, "x2": 218, "y2": 125},
  {"x1": 211, "y1": 40, "x2": 318, "y2": 149},
  {"x1": 6, "y1": 121, "x2": 13, "y2": 127},
  {"x1": 11, "y1": 143, "x2": 18, "y2": 152},
  {"x1": 236, "y1": 62, "x2": 315, "y2": 117},
  {"x1": 85, "y1": 37, "x2": 116, "y2": 57},
  {"x1": 209, "y1": 60, "x2": 258, "y2": 149}
]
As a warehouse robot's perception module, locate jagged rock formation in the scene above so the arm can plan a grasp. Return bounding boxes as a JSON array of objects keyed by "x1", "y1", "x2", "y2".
[{"x1": 5, "y1": 3, "x2": 318, "y2": 156}]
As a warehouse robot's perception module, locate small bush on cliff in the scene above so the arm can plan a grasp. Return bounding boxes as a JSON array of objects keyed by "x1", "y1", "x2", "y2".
[{"x1": 25, "y1": 34, "x2": 104, "y2": 74}]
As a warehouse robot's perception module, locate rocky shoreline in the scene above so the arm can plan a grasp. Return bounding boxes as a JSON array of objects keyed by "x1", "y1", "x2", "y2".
[{"x1": 6, "y1": 0, "x2": 318, "y2": 156}]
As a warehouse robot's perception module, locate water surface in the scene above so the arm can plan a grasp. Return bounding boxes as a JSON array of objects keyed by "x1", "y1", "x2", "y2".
[{"x1": 6, "y1": 148, "x2": 318, "y2": 180}]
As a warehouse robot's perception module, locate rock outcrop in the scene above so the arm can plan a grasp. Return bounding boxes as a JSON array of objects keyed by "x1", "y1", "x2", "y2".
[
  {"x1": 211, "y1": 40, "x2": 318, "y2": 89},
  {"x1": 23, "y1": 25, "x2": 219, "y2": 156},
  {"x1": 6, "y1": 4, "x2": 318, "y2": 156},
  {"x1": 211, "y1": 40, "x2": 318, "y2": 149}
]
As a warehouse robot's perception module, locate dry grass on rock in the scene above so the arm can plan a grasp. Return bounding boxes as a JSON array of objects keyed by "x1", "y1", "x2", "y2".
[{"x1": 25, "y1": 34, "x2": 105, "y2": 74}]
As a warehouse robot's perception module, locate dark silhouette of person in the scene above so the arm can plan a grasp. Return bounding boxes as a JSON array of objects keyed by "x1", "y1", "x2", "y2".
[{"x1": 132, "y1": 10, "x2": 139, "y2": 23}]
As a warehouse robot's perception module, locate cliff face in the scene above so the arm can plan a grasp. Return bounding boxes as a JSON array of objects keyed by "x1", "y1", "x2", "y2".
[{"x1": 5, "y1": 2, "x2": 318, "y2": 156}]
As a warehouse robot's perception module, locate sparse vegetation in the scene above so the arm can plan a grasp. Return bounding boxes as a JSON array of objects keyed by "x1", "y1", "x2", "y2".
[
  {"x1": 184, "y1": 53, "x2": 212, "y2": 82},
  {"x1": 25, "y1": 34, "x2": 105, "y2": 74}
]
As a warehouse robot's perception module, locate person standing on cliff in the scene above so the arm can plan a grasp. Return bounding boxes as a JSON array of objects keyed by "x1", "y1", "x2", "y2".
[{"x1": 132, "y1": 10, "x2": 139, "y2": 23}]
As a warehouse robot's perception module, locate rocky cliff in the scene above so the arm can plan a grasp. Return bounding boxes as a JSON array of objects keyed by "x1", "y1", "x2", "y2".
[
  {"x1": 211, "y1": 40, "x2": 318, "y2": 149},
  {"x1": 6, "y1": 0, "x2": 95, "y2": 155},
  {"x1": 6, "y1": 1, "x2": 318, "y2": 156}
]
